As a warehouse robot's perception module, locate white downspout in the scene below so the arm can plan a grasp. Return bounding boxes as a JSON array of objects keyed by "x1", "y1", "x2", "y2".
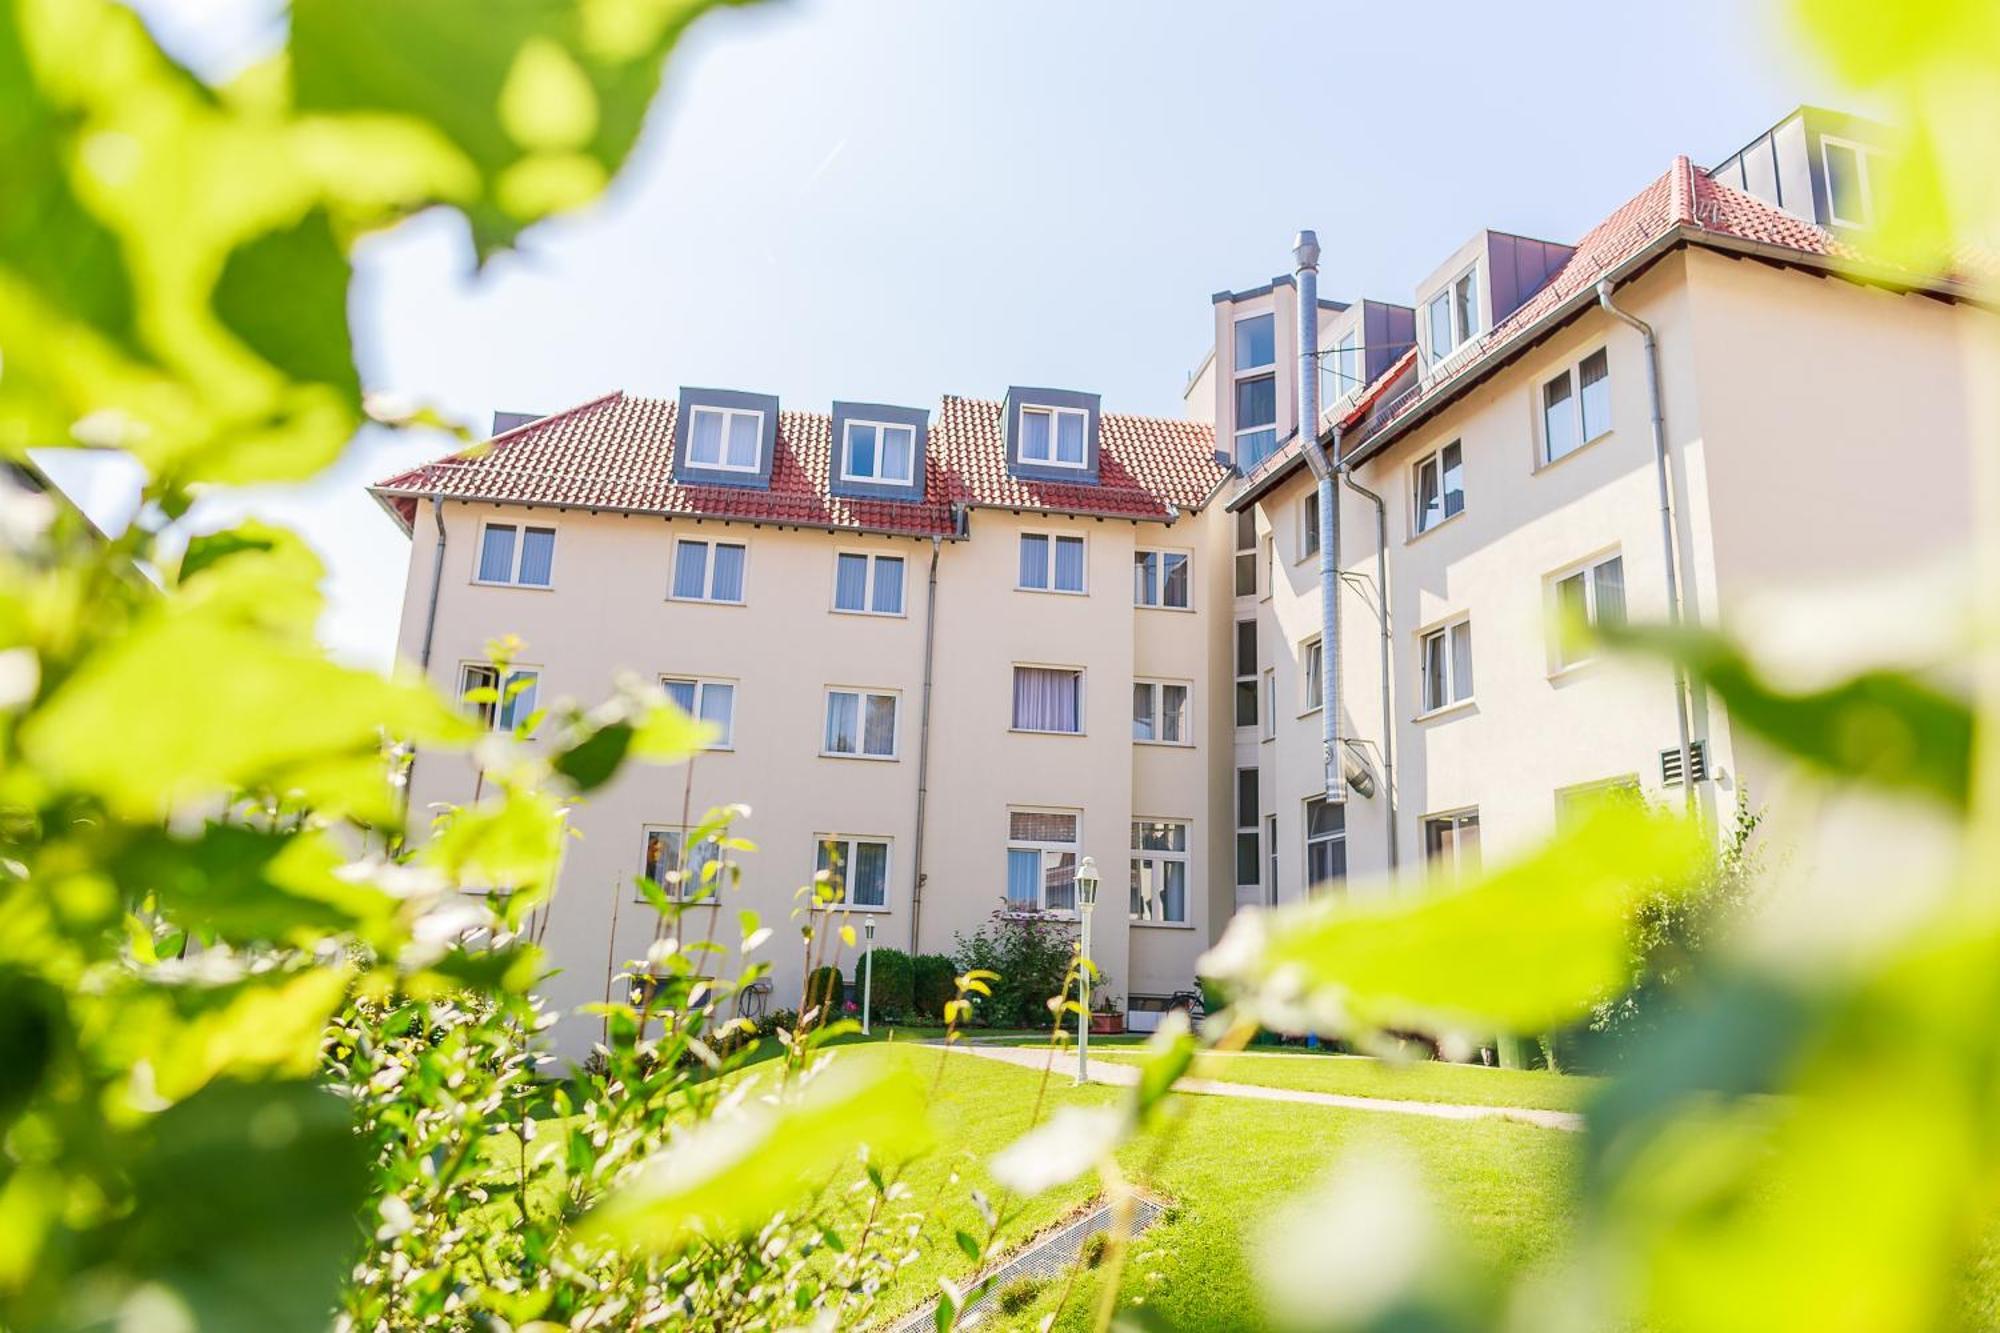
[
  {"x1": 1595, "y1": 278, "x2": 1695, "y2": 807},
  {"x1": 1294, "y1": 231, "x2": 1344, "y2": 805}
]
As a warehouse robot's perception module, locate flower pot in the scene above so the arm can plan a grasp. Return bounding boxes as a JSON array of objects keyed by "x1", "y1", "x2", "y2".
[{"x1": 1089, "y1": 1013, "x2": 1125, "y2": 1036}]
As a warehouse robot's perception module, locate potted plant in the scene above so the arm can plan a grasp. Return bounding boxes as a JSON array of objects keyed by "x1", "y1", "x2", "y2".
[{"x1": 1089, "y1": 993, "x2": 1125, "y2": 1036}]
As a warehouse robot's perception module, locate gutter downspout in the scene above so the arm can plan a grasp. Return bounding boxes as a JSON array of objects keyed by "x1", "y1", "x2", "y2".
[
  {"x1": 1337, "y1": 461, "x2": 1397, "y2": 869},
  {"x1": 908, "y1": 532, "x2": 944, "y2": 956},
  {"x1": 1595, "y1": 278, "x2": 1695, "y2": 808},
  {"x1": 403, "y1": 493, "x2": 449, "y2": 821},
  {"x1": 1294, "y1": 231, "x2": 1344, "y2": 806}
]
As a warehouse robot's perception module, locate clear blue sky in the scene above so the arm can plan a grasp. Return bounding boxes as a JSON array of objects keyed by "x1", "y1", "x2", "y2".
[{"x1": 45, "y1": 0, "x2": 1855, "y2": 666}]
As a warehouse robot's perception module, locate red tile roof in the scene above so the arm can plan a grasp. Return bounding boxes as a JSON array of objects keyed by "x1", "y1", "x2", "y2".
[{"x1": 373, "y1": 393, "x2": 1224, "y2": 536}]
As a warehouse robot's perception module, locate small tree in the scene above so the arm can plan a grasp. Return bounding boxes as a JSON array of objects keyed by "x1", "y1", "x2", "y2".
[{"x1": 952, "y1": 910, "x2": 1103, "y2": 1029}]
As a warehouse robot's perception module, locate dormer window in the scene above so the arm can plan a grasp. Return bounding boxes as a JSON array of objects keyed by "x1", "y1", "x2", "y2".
[
  {"x1": 1020, "y1": 404, "x2": 1088, "y2": 468},
  {"x1": 688, "y1": 405, "x2": 764, "y2": 472},
  {"x1": 1426, "y1": 268, "x2": 1480, "y2": 362},
  {"x1": 1820, "y1": 135, "x2": 1879, "y2": 228},
  {"x1": 843, "y1": 419, "x2": 916, "y2": 485}
]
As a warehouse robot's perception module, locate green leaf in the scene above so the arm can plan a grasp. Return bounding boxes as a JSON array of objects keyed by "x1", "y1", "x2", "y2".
[
  {"x1": 1206, "y1": 801, "x2": 1711, "y2": 1038},
  {"x1": 1606, "y1": 622, "x2": 1973, "y2": 811},
  {"x1": 579, "y1": 1060, "x2": 932, "y2": 1254},
  {"x1": 550, "y1": 719, "x2": 633, "y2": 791},
  {"x1": 111, "y1": 825, "x2": 401, "y2": 948},
  {"x1": 211, "y1": 207, "x2": 361, "y2": 411}
]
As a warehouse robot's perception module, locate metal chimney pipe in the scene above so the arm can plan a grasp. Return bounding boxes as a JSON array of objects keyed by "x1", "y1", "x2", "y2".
[{"x1": 1294, "y1": 231, "x2": 1344, "y2": 805}]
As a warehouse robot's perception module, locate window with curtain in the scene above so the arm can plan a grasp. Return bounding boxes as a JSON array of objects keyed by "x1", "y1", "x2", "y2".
[
  {"x1": 1007, "y1": 809, "x2": 1078, "y2": 912},
  {"x1": 1130, "y1": 820, "x2": 1189, "y2": 924},
  {"x1": 1420, "y1": 620, "x2": 1474, "y2": 713},
  {"x1": 1132, "y1": 680, "x2": 1188, "y2": 744},
  {"x1": 1542, "y1": 349, "x2": 1612, "y2": 465},
  {"x1": 476, "y1": 523, "x2": 555, "y2": 586},
  {"x1": 671, "y1": 539, "x2": 746, "y2": 602},
  {"x1": 1552, "y1": 554, "x2": 1625, "y2": 668},
  {"x1": 1012, "y1": 667, "x2": 1082, "y2": 734},
  {"x1": 823, "y1": 689, "x2": 898, "y2": 757},
  {"x1": 1305, "y1": 797, "x2": 1347, "y2": 890},
  {"x1": 688, "y1": 405, "x2": 763, "y2": 470},
  {"x1": 1133, "y1": 549, "x2": 1190, "y2": 609},
  {"x1": 1019, "y1": 405, "x2": 1088, "y2": 466},
  {"x1": 641, "y1": 826, "x2": 722, "y2": 901},
  {"x1": 816, "y1": 836, "x2": 890, "y2": 908},
  {"x1": 1414, "y1": 441, "x2": 1465, "y2": 534},
  {"x1": 1019, "y1": 533, "x2": 1085, "y2": 593},
  {"x1": 661, "y1": 676, "x2": 734, "y2": 748},
  {"x1": 1234, "y1": 374, "x2": 1277, "y2": 469},
  {"x1": 833, "y1": 552, "x2": 904, "y2": 614}
]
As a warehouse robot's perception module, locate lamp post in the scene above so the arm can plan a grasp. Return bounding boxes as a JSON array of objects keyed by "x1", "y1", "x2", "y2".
[
  {"x1": 861, "y1": 916, "x2": 876, "y2": 1037},
  {"x1": 1074, "y1": 856, "x2": 1100, "y2": 1085}
]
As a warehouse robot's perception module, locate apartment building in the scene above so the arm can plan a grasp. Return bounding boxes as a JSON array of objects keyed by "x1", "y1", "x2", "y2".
[{"x1": 373, "y1": 106, "x2": 1988, "y2": 1060}]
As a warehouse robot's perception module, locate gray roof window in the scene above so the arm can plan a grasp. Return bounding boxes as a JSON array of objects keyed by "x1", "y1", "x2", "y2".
[
  {"x1": 673, "y1": 387, "x2": 780, "y2": 490},
  {"x1": 830, "y1": 401, "x2": 929, "y2": 502},
  {"x1": 1003, "y1": 387, "x2": 1101, "y2": 485}
]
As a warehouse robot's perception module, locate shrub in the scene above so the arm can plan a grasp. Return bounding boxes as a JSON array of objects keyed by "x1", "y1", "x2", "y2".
[
  {"x1": 996, "y1": 1275, "x2": 1047, "y2": 1316},
  {"x1": 912, "y1": 953, "x2": 958, "y2": 1024},
  {"x1": 804, "y1": 965, "x2": 845, "y2": 1020},
  {"x1": 952, "y1": 910, "x2": 1100, "y2": 1029},
  {"x1": 864, "y1": 947, "x2": 915, "y2": 1019}
]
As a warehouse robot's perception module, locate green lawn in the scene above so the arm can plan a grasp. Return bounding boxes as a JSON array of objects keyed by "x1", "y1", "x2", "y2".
[{"x1": 1089, "y1": 1046, "x2": 1597, "y2": 1113}]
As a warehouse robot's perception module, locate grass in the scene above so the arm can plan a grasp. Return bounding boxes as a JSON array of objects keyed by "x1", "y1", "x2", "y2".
[{"x1": 1088, "y1": 1046, "x2": 1597, "y2": 1113}]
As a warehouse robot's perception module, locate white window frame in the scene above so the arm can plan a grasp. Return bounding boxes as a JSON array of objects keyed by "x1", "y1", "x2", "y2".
[
  {"x1": 459, "y1": 661, "x2": 540, "y2": 733},
  {"x1": 1234, "y1": 618, "x2": 1258, "y2": 729},
  {"x1": 1422, "y1": 808, "x2": 1481, "y2": 879},
  {"x1": 1425, "y1": 266, "x2": 1480, "y2": 362},
  {"x1": 472, "y1": 521, "x2": 556, "y2": 588},
  {"x1": 638, "y1": 824, "x2": 722, "y2": 903},
  {"x1": 1417, "y1": 617, "x2": 1474, "y2": 717},
  {"x1": 1301, "y1": 636, "x2": 1324, "y2": 714},
  {"x1": 669, "y1": 537, "x2": 747, "y2": 605},
  {"x1": 830, "y1": 550, "x2": 907, "y2": 617},
  {"x1": 1412, "y1": 440, "x2": 1466, "y2": 535},
  {"x1": 1260, "y1": 534, "x2": 1275, "y2": 600},
  {"x1": 821, "y1": 687, "x2": 900, "y2": 760},
  {"x1": 1303, "y1": 796, "x2": 1346, "y2": 893},
  {"x1": 1538, "y1": 346, "x2": 1613, "y2": 466},
  {"x1": 840, "y1": 418, "x2": 917, "y2": 485},
  {"x1": 687, "y1": 404, "x2": 765, "y2": 473},
  {"x1": 1235, "y1": 768, "x2": 1260, "y2": 895},
  {"x1": 1017, "y1": 530, "x2": 1088, "y2": 595},
  {"x1": 1332, "y1": 329, "x2": 1362, "y2": 396},
  {"x1": 1262, "y1": 667, "x2": 1276, "y2": 739},
  {"x1": 1006, "y1": 807, "x2": 1082, "y2": 915},
  {"x1": 1011, "y1": 664, "x2": 1086, "y2": 736},
  {"x1": 1819, "y1": 134, "x2": 1878, "y2": 229},
  {"x1": 660, "y1": 674, "x2": 735, "y2": 750},
  {"x1": 1129, "y1": 818, "x2": 1192, "y2": 926},
  {"x1": 1018, "y1": 404, "x2": 1090, "y2": 469},
  {"x1": 1298, "y1": 488, "x2": 1321, "y2": 562},
  {"x1": 1548, "y1": 551, "x2": 1627, "y2": 671},
  {"x1": 1232, "y1": 310, "x2": 1279, "y2": 468},
  {"x1": 1132, "y1": 678, "x2": 1192, "y2": 746},
  {"x1": 813, "y1": 834, "x2": 893, "y2": 911},
  {"x1": 1234, "y1": 510, "x2": 1258, "y2": 598},
  {"x1": 1133, "y1": 547, "x2": 1192, "y2": 610}
]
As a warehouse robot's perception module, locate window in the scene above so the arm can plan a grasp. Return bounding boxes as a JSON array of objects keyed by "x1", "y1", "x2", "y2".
[
  {"x1": 1235, "y1": 768, "x2": 1260, "y2": 892},
  {"x1": 1019, "y1": 532, "x2": 1086, "y2": 593},
  {"x1": 1233, "y1": 312, "x2": 1278, "y2": 469},
  {"x1": 660, "y1": 676, "x2": 735, "y2": 749},
  {"x1": 1423, "y1": 810, "x2": 1481, "y2": 878},
  {"x1": 1419, "y1": 619, "x2": 1474, "y2": 714},
  {"x1": 641, "y1": 826, "x2": 722, "y2": 902},
  {"x1": 671, "y1": 538, "x2": 746, "y2": 603},
  {"x1": 687, "y1": 404, "x2": 764, "y2": 472},
  {"x1": 815, "y1": 836, "x2": 890, "y2": 909},
  {"x1": 1133, "y1": 549, "x2": 1191, "y2": 609},
  {"x1": 460, "y1": 663, "x2": 539, "y2": 732},
  {"x1": 1007, "y1": 809, "x2": 1079, "y2": 912},
  {"x1": 1557, "y1": 778, "x2": 1643, "y2": 825},
  {"x1": 1426, "y1": 269, "x2": 1479, "y2": 361},
  {"x1": 1013, "y1": 666, "x2": 1082, "y2": 734},
  {"x1": 1132, "y1": 680, "x2": 1189, "y2": 745},
  {"x1": 1413, "y1": 441, "x2": 1465, "y2": 534},
  {"x1": 475, "y1": 523, "x2": 555, "y2": 587},
  {"x1": 1234, "y1": 511, "x2": 1257, "y2": 597},
  {"x1": 1821, "y1": 135, "x2": 1877, "y2": 228},
  {"x1": 1333, "y1": 330, "x2": 1361, "y2": 395},
  {"x1": 823, "y1": 688, "x2": 898, "y2": 758},
  {"x1": 1234, "y1": 620, "x2": 1258, "y2": 727},
  {"x1": 1262, "y1": 667, "x2": 1276, "y2": 739},
  {"x1": 1304, "y1": 797, "x2": 1346, "y2": 891},
  {"x1": 842, "y1": 420, "x2": 916, "y2": 484},
  {"x1": 1130, "y1": 821, "x2": 1189, "y2": 924},
  {"x1": 1541, "y1": 349, "x2": 1612, "y2": 464},
  {"x1": 1266, "y1": 814, "x2": 1278, "y2": 905},
  {"x1": 1301, "y1": 489, "x2": 1321, "y2": 559},
  {"x1": 1552, "y1": 554, "x2": 1626, "y2": 668},
  {"x1": 833, "y1": 552, "x2": 905, "y2": 615},
  {"x1": 1302, "y1": 637, "x2": 1324, "y2": 712},
  {"x1": 1019, "y1": 404, "x2": 1088, "y2": 467},
  {"x1": 1261, "y1": 535, "x2": 1275, "y2": 597}
]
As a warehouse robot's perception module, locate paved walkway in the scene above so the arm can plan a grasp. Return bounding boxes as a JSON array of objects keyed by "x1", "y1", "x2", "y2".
[{"x1": 929, "y1": 1041, "x2": 1584, "y2": 1133}]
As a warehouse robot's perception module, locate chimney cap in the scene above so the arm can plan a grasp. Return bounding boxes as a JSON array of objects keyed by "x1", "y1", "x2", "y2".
[{"x1": 1293, "y1": 230, "x2": 1321, "y2": 272}]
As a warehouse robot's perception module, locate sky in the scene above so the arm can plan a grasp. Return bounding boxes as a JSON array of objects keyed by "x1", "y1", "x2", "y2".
[{"x1": 41, "y1": 0, "x2": 1857, "y2": 667}]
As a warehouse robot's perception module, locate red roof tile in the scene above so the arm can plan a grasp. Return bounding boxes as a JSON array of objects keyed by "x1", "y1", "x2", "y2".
[{"x1": 373, "y1": 392, "x2": 1223, "y2": 536}]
